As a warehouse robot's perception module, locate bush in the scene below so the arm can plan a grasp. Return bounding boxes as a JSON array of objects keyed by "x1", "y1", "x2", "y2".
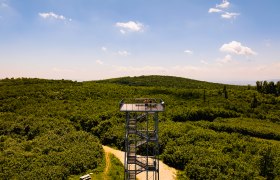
[{"x1": 172, "y1": 108, "x2": 239, "y2": 122}]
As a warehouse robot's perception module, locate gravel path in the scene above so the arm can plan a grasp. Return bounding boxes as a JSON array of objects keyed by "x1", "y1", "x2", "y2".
[{"x1": 103, "y1": 146, "x2": 177, "y2": 180}]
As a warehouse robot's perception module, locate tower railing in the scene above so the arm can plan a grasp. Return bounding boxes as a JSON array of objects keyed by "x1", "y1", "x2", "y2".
[{"x1": 119, "y1": 98, "x2": 165, "y2": 112}]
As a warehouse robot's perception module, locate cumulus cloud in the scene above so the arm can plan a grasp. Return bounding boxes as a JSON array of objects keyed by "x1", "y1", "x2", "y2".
[
  {"x1": 96, "y1": 60, "x2": 104, "y2": 65},
  {"x1": 200, "y1": 60, "x2": 209, "y2": 65},
  {"x1": 216, "y1": 0, "x2": 230, "y2": 9},
  {"x1": 38, "y1": 12, "x2": 71, "y2": 21},
  {"x1": 39, "y1": 12, "x2": 65, "y2": 20},
  {"x1": 223, "y1": 54, "x2": 232, "y2": 62},
  {"x1": 209, "y1": 0, "x2": 240, "y2": 20},
  {"x1": 220, "y1": 41, "x2": 257, "y2": 56},
  {"x1": 184, "y1": 50, "x2": 193, "y2": 55},
  {"x1": 101, "y1": 47, "x2": 107, "y2": 51},
  {"x1": 218, "y1": 54, "x2": 233, "y2": 64},
  {"x1": 115, "y1": 21, "x2": 144, "y2": 34},
  {"x1": 118, "y1": 50, "x2": 130, "y2": 56},
  {"x1": 120, "y1": 29, "x2": 126, "y2": 34},
  {"x1": 221, "y1": 12, "x2": 240, "y2": 19},
  {"x1": 208, "y1": 8, "x2": 222, "y2": 13}
]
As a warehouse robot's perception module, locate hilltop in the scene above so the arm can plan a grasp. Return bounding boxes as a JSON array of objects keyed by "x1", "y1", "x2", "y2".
[{"x1": 96, "y1": 75, "x2": 242, "y2": 89}]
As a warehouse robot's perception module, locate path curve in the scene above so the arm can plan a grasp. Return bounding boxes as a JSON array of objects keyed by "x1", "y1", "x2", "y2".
[{"x1": 103, "y1": 146, "x2": 177, "y2": 180}]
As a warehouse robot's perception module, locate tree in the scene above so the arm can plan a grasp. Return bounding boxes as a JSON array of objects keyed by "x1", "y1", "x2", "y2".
[
  {"x1": 251, "y1": 94, "x2": 258, "y2": 109},
  {"x1": 263, "y1": 81, "x2": 268, "y2": 94},
  {"x1": 203, "y1": 89, "x2": 206, "y2": 103},
  {"x1": 247, "y1": 84, "x2": 251, "y2": 90},
  {"x1": 268, "y1": 81, "x2": 276, "y2": 95},
  {"x1": 223, "y1": 85, "x2": 228, "y2": 99},
  {"x1": 276, "y1": 81, "x2": 280, "y2": 96},
  {"x1": 256, "y1": 81, "x2": 263, "y2": 92}
]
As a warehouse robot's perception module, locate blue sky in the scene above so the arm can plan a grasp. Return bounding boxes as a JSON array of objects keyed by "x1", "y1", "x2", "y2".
[{"x1": 1, "y1": 0, "x2": 280, "y2": 83}]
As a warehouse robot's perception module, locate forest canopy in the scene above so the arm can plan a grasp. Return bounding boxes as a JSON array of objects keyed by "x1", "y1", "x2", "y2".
[{"x1": 1, "y1": 76, "x2": 280, "y2": 179}]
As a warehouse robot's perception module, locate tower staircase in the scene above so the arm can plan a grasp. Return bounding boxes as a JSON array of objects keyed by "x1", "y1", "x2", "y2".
[{"x1": 126, "y1": 113, "x2": 158, "y2": 179}]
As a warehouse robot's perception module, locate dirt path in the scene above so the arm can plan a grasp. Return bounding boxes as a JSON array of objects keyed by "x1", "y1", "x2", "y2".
[
  {"x1": 103, "y1": 150, "x2": 111, "y2": 179},
  {"x1": 102, "y1": 146, "x2": 177, "y2": 180}
]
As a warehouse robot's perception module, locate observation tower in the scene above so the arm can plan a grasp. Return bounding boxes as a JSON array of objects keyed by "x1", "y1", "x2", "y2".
[{"x1": 119, "y1": 98, "x2": 165, "y2": 180}]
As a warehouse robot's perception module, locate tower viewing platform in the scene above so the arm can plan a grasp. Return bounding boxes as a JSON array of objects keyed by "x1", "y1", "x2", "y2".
[{"x1": 119, "y1": 98, "x2": 165, "y2": 112}]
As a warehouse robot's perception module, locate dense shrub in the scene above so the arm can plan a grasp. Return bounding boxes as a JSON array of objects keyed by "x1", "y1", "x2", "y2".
[
  {"x1": 193, "y1": 118, "x2": 280, "y2": 141},
  {"x1": 163, "y1": 128, "x2": 280, "y2": 179},
  {"x1": 1, "y1": 131, "x2": 103, "y2": 179},
  {"x1": 172, "y1": 108, "x2": 240, "y2": 122},
  {"x1": 1, "y1": 76, "x2": 280, "y2": 179}
]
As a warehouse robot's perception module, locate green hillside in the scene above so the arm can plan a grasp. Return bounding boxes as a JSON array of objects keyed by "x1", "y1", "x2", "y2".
[
  {"x1": 1, "y1": 76, "x2": 280, "y2": 179},
  {"x1": 97, "y1": 75, "x2": 242, "y2": 89}
]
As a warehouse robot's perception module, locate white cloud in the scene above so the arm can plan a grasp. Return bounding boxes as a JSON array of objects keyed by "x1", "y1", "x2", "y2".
[
  {"x1": 216, "y1": 0, "x2": 230, "y2": 9},
  {"x1": 208, "y1": 8, "x2": 222, "y2": 13},
  {"x1": 38, "y1": 12, "x2": 71, "y2": 22},
  {"x1": 209, "y1": 0, "x2": 240, "y2": 20},
  {"x1": 120, "y1": 29, "x2": 126, "y2": 34},
  {"x1": 200, "y1": 60, "x2": 209, "y2": 65},
  {"x1": 220, "y1": 41, "x2": 257, "y2": 56},
  {"x1": 101, "y1": 47, "x2": 107, "y2": 51},
  {"x1": 221, "y1": 12, "x2": 240, "y2": 19},
  {"x1": 118, "y1": 50, "x2": 130, "y2": 56},
  {"x1": 184, "y1": 50, "x2": 193, "y2": 55},
  {"x1": 96, "y1": 60, "x2": 104, "y2": 65},
  {"x1": 218, "y1": 54, "x2": 232, "y2": 64},
  {"x1": 39, "y1": 12, "x2": 65, "y2": 20},
  {"x1": 115, "y1": 21, "x2": 144, "y2": 34},
  {"x1": 223, "y1": 54, "x2": 232, "y2": 62},
  {"x1": 1, "y1": 2, "x2": 8, "y2": 8}
]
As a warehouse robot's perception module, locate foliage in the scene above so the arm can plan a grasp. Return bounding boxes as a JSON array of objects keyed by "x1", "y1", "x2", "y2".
[
  {"x1": 256, "y1": 80, "x2": 280, "y2": 96},
  {"x1": 97, "y1": 75, "x2": 242, "y2": 90},
  {"x1": 193, "y1": 118, "x2": 280, "y2": 141},
  {"x1": 171, "y1": 107, "x2": 240, "y2": 122},
  {"x1": 1, "y1": 129, "x2": 103, "y2": 179},
  {"x1": 1, "y1": 76, "x2": 280, "y2": 179},
  {"x1": 164, "y1": 127, "x2": 280, "y2": 179},
  {"x1": 108, "y1": 154, "x2": 125, "y2": 180},
  {"x1": 88, "y1": 153, "x2": 124, "y2": 180},
  {"x1": 0, "y1": 79, "x2": 104, "y2": 179}
]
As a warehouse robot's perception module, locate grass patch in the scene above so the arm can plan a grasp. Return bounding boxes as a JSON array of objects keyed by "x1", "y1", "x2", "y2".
[
  {"x1": 70, "y1": 152, "x2": 124, "y2": 180},
  {"x1": 107, "y1": 153, "x2": 124, "y2": 180}
]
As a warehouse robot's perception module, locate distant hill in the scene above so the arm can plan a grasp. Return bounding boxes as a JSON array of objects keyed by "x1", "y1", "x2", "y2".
[{"x1": 96, "y1": 75, "x2": 244, "y2": 89}]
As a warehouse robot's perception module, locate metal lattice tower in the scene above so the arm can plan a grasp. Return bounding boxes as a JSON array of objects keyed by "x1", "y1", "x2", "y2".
[{"x1": 120, "y1": 98, "x2": 165, "y2": 180}]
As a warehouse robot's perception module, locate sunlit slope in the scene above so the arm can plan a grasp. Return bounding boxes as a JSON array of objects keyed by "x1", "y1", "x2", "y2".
[{"x1": 96, "y1": 75, "x2": 245, "y2": 89}]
